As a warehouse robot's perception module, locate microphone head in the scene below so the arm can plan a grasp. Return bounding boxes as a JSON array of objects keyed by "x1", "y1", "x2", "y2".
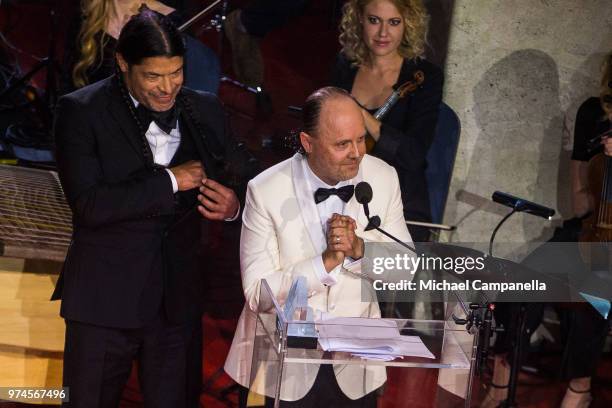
[
  {"x1": 355, "y1": 182, "x2": 373, "y2": 205},
  {"x1": 364, "y1": 215, "x2": 381, "y2": 231},
  {"x1": 492, "y1": 191, "x2": 555, "y2": 220}
]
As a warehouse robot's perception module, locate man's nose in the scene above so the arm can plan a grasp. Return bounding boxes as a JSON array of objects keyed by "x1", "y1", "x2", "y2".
[
  {"x1": 159, "y1": 76, "x2": 172, "y2": 94},
  {"x1": 349, "y1": 141, "x2": 360, "y2": 158}
]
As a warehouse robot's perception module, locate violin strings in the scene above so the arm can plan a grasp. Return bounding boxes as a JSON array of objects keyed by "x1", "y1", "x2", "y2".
[
  {"x1": 598, "y1": 124, "x2": 611, "y2": 227},
  {"x1": 600, "y1": 161, "x2": 605, "y2": 225},
  {"x1": 603, "y1": 123, "x2": 612, "y2": 227},
  {"x1": 601, "y1": 159, "x2": 608, "y2": 226},
  {"x1": 598, "y1": 163, "x2": 605, "y2": 226},
  {"x1": 602, "y1": 156, "x2": 612, "y2": 227}
]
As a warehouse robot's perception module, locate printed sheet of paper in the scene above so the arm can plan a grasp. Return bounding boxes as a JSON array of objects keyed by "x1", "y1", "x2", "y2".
[{"x1": 316, "y1": 316, "x2": 435, "y2": 360}]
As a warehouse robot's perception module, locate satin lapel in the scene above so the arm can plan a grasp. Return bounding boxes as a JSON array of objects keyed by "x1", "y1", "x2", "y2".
[
  {"x1": 105, "y1": 78, "x2": 148, "y2": 163},
  {"x1": 291, "y1": 154, "x2": 326, "y2": 253},
  {"x1": 332, "y1": 162, "x2": 365, "y2": 293},
  {"x1": 177, "y1": 92, "x2": 224, "y2": 161},
  {"x1": 178, "y1": 107, "x2": 219, "y2": 179},
  {"x1": 345, "y1": 160, "x2": 367, "y2": 233}
]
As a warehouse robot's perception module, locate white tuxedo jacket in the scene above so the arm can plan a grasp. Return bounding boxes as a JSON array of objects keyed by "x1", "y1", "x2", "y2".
[{"x1": 224, "y1": 153, "x2": 413, "y2": 401}]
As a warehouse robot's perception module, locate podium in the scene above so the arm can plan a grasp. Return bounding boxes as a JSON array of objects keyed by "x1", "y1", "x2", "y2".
[{"x1": 246, "y1": 279, "x2": 476, "y2": 408}]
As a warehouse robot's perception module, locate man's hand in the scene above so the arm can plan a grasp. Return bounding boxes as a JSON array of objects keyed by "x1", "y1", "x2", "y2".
[
  {"x1": 169, "y1": 161, "x2": 206, "y2": 191},
  {"x1": 360, "y1": 108, "x2": 382, "y2": 141},
  {"x1": 323, "y1": 214, "x2": 364, "y2": 272},
  {"x1": 322, "y1": 247, "x2": 345, "y2": 273},
  {"x1": 197, "y1": 178, "x2": 239, "y2": 220},
  {"x1": 602, "y1": 136, "x2": 612, "y2": 157}
]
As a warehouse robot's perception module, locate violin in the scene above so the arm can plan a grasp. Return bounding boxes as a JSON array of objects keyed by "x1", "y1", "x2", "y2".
[
  {"x1": 366, "y1": 70, "x2": 425, "y2": 153},
  {"x1": 579, "y1": 125, "x2": 612, "y2": 272}
]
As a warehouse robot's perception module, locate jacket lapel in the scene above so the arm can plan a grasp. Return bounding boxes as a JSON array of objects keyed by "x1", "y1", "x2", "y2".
[
  {"x1": 345, "y1": 161, "x2": 367, "y2": 233},
  {"x1": 177, "y1": 91, "x2": 224, "y2": 161},
  {"x1": 331, "y1": 163, "x2": 365, "y2": 292},
  {"x1": 291, "y1": 154, "x2": 326, "y2": 253},
  {"x1": 178, "y1": 106, "x2": 219, "y2": 179},
  {"x1": 105, "y1": 78, "x2": 149, "y2": 163}
]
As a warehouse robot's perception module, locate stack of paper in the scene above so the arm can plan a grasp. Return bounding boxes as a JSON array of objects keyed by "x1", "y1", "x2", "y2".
[{"x1": 316, "y1": 316, "x2": 435, "y2": 361}]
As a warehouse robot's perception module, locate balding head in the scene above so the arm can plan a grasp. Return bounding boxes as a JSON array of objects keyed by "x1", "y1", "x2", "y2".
[
  {"x1": 302, "y1": 87, "x2": 358, "y2": 137},
  {"x1": 300, "y1": 87, "x2": 367, "y2": 185}
]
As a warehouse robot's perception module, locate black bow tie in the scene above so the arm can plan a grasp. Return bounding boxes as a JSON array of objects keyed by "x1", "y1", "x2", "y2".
[
  {"x1": 314, "y1": 185, "x2": 355, "y2": 204},
  {"x1": 136, "y1": 103, "x2": 179, "y2": 134}
]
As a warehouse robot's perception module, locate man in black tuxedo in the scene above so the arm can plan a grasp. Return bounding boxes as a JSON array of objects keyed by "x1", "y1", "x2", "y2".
[{"x1": 52, "y1": 8, "x2": 239, "y2": 408}]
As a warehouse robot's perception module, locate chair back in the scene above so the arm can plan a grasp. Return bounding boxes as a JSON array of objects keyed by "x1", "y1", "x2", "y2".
[
  {"x1": 184, "y1": 35, "x2": 221, "y2": 94},
  {"x1": 425, "y1": 102, "x2": 460, "y2": 224}
]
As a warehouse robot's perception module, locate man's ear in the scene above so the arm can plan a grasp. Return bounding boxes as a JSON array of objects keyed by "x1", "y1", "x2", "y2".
[
  {"x1": 116, "y1": 53, "x2": 129, "y2": 74},
  {"x1": 300, "y1": 131, "x2": 313, "y2": 154}
]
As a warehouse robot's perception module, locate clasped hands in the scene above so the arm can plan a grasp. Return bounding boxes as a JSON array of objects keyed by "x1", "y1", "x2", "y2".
[
  {"x1": 170, "y1": 160, "x2": 239, "y2": 220},
  {"x1": 322, "y1": 213, "x2": 364, "y2": 272}
]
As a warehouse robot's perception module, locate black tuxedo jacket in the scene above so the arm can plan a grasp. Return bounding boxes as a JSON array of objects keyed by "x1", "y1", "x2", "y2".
[{"x1": 52, "y1": 75, "x2": 232, "y2": 328}]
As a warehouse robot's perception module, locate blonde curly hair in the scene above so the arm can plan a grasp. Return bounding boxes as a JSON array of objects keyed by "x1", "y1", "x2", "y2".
[
  {"x1": 339, "y1": 0, "x2": 429, "y2": 66},
  {"x1": 600, "y1": 51, "x2": 612, "y2": 116},
  {"x1": 72, "y1": 0, "x2": 114, "y2": 88}
]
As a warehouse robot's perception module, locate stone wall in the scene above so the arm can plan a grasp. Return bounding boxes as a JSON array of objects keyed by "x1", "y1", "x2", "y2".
[{"x1": 442, "y1": 0, "x2": 612, "y2": 258}]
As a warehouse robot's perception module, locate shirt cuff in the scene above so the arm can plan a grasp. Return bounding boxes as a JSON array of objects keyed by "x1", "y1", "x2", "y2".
[
  {"x1": 342, "y1": 257, "x2": 362, "y2": 275},
  {"x1": 312, "y1": 256, "x2": 338, "y2": 286},
  {"x1": 225, "y1": 203, "x2": 241, "y2": 222},
  {"x1": 165, "y1": 169, "x2": 178, "y2": 193}
]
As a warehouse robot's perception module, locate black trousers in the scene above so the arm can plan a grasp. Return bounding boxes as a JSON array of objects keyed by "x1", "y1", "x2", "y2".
[
  {"x1": 239, "y1": 365, "x2": 378, "y2": 408},
  {"x1": 62, "y1": 314, "x2": 202, "y2": 408},
  {"x1": 241, "y1": 0, "x2": 308, "y2": 37}
]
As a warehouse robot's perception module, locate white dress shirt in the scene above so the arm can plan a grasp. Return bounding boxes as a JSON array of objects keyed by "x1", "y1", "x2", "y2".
[
  {"x1": 300, "y1": 158, "x2": 357, "y2": 286},
  {"x1": 131, "y1": 96, "x2": 240, "y2": 221},
  {"x1": 130, "y1": 96, "x2": 180, "y2": 192}
]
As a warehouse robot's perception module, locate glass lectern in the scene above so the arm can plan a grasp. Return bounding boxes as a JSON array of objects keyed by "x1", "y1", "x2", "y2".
[{"x1": 246, "y1": 279, "x2": 476, "y2": 408}]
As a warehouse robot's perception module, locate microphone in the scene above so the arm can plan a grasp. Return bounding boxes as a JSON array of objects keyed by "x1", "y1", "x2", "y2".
[
  {"x1": 492, "y1": 191, "x2": 555, "y2": 220},
  {"x1": 354, "y1": 181, "x2": 372, "y2": 215},
  {"x1": 355, "y1": 182, "x2": 380, "y2": 231},
  {"x1": 354, "y1": 182, "x2": 415, "y2": 254}
]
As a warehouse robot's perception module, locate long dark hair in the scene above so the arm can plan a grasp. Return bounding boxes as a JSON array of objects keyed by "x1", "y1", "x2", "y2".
[
  {"x1": 113, "y1": 7, "x2": 188, "y2": 168},
  {"x1": 113, "y1": 6, "x2": 257, "y2": 187},
  {"x1": 116, "y1": 5, "x2": 185, "y2": 66}
]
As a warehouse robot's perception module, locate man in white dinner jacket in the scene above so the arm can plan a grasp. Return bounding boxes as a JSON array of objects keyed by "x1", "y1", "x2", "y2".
[{"x1": 224, "y1": 86, "x2": 413, "y2": 406}]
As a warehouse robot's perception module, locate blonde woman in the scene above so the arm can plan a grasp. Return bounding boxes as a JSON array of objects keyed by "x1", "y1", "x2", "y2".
[
  {"x1": 64, "y1": 0, "x2": 219, "y2": 93},
  {"x1": 332, "y1": 0, "x2": 443, "y2": 242}
]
